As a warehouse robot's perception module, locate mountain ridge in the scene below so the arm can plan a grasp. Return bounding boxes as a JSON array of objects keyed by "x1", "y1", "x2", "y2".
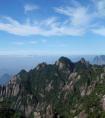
[{"x1": 0, "y1": 57, "x2": 105, "y2": 118}]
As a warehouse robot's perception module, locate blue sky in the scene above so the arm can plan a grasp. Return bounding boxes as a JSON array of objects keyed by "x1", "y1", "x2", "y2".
[{"x1": 0, "y1": 0, "x2": 105, "y2": 55}]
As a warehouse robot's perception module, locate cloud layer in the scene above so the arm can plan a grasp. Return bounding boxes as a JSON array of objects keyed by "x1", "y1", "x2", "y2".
[{"x1": 0, "y1": 0, "x2": 105, "y2": 37}]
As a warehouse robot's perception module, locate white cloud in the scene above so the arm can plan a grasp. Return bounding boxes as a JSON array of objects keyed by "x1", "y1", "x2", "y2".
[
  {"x1": 0, "y1": 16, "x2": 85, "y2": 36},
  {"x1": 54, "y1": 3, "x2": 97, "y2": 36},
  {"x1": 0, "y1": 0, "x2": 97, "y2": 37},
  {"x1": 54, "y1": 1, "x2": 105, "y2": 37},
  {"x1": 0, "y1": 1, "x2": 105, "y2": 37},
  {"x1": 0, "y1": 17, "x2": 41, "y2": 36},
  {"x1": 57, "y1": 27, "x2": 85, "y2": 36},
  {"x1": 24, "y1": 4, "x2": 39, "y2": 13},
  {"x1": 55, "y1": 5, "x2": 93, "y2": 27},
  {"x1": 89, "y1": 0, "x2": 105, "y2": 36},
  {"x1": 92, "y1": 27, "x2": 105, "y2": 36}
]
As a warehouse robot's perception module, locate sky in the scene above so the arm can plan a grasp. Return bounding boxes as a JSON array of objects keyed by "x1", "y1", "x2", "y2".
[{"x1": 0, "y1": 0, "x2": 105, "y2": 55}]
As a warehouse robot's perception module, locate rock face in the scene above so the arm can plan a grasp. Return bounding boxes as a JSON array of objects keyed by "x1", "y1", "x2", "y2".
[
  {"x1": 101, "y1": 95, "x2": 105, "y2": 111},
  {"x1": 78, "y1": 110, "x2": 88, "y2": 118},
  {"x1": 55, "y1": 57, "x2": 74, "y2": 72},
  {"x1": 1, "y1": 57, "x2": 105, "y2": 118},
  {"x1": 0, "y1": 76, "x2": 20, "y2": 97},
  {"x1": 34, "y1": 112, "x2": 41, "y2": 118},
  {"x1": 36, "y1": 63, "x2": 47, "y2": 70}
]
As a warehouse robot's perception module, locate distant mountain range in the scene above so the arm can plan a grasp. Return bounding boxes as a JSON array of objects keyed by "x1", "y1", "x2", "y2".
[
  {"x1": 71, "y1": 55, "x2": 105, "y2": 65},
  {"x1": 92, "y1": 55, "x2": 105, "y2": 65}
]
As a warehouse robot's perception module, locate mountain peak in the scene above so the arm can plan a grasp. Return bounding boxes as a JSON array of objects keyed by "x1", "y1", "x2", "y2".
[
  {"x1": 55, "y1": 57, "x2": 74, "y2": 71},
  {"x1": 80, "y1": 58, "x2": 87, "y2": 64},
  {"x1": 36, "y1": 62, "x2": 47, "y2": 70},
  {"x1": 58, "y1": 57, "x2": 72, "y2": 64}
]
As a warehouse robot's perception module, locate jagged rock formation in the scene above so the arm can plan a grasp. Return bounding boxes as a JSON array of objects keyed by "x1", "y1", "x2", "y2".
[{"x1": 1, "y1": 57, "x2": 105, "y2": 118}]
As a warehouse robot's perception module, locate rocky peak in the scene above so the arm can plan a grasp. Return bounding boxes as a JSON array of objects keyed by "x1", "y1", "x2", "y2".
[
  {"x1": 36, "y1": 62, "x2": 47, "y2": 70},
  {"x1": 77, "y1": 58, "x2": 90, "y2": 68},
  {"x1": 55, "y1": 57, "x2": 74, "y2": 71},
  {"x1": 80, "y1": 58, "x2": 87, "y2": 64},
  {"x1": 18, "y1": 69, "x2": 27, "y2": 76},
  {"x1": 58, "y1": 57, "x2": 72, "y2": 63}
]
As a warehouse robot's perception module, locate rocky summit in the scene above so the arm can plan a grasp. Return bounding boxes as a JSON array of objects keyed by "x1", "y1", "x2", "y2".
[{"x1": 1, "y1": 57, "x2": 105, "y2": 118}]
